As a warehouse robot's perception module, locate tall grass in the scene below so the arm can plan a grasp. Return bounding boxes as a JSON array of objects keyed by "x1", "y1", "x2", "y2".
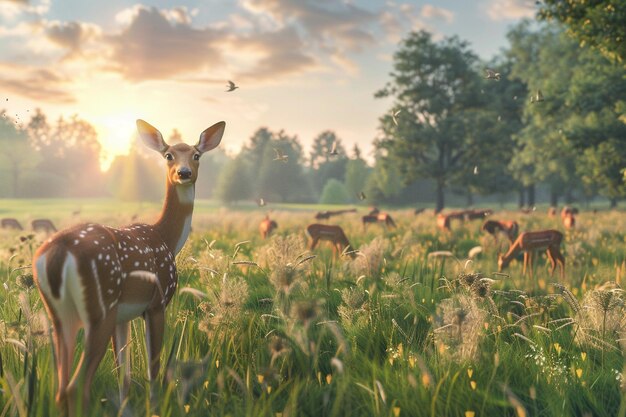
[{"x1": 0, "y1": 207, "x2": 625, "y2": 416}]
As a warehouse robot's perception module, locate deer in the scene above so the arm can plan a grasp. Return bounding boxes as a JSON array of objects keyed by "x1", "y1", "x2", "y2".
[
  {"x1": 481, "y1": 220, "x2": 519, "y2": 244},
  {"x1": 306, "y1": 224, "x2": 356, "y2": 259},
  {"x1": 259, "y1": 215, "x2": 278, "y2": 239},
  {"x1": 436, "y1": 211, "x2": 465, "y2": 232},
  {"x1": 1, "y1": 218, "x2": 23, "y2": 230},
  {"x1": 314, "y1": 208, "x2": 357, "y2": 220},
  {"x1": 32, "y1": 218, "x2": 58, "y2": 234},
  {"x1": 463, "y1": 208, "x2": 493, "y2": 221},
  {"x1": 561, "y1": 206, "x2": 578, "y2": 230},
  {"x1": 548, "y1": 206, "x2": 557, "y2": 217},
  {"x1": 362, "y1": 212, "x2": 396, "y2": 230},
  {"x1": 497, "y1": 229, "x2": 565, "y2": 279},
  {"x1": 32, "y1": 119, "x2": 225, "y2": 416}
]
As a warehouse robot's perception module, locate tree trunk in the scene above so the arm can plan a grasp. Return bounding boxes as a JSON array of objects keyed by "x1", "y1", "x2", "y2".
[
  {"x1": 564, "y1": 188, "x2": 573, "y2": 204},
  {"x1": 435, "y1": 180, "x2": 445, "y2": 213},
  {"x1": 527, "y1": 185, "x2": 536, "y2": 207},
  {"x1": 549, "y1": 188, "x2": 558, "y2": 207},
  {"x1": 518, "y1": 188, "x2": 526, "y2": 208}
]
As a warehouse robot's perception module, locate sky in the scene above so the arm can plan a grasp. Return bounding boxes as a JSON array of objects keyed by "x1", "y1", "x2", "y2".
[{"x1": 0, "y1": 0, "x2": 538, "y2": 169}]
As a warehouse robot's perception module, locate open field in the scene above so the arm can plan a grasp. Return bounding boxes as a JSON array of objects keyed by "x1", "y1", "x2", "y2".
[{"x1": 1, "y1": 203, "x2": 626, "y2": 416}]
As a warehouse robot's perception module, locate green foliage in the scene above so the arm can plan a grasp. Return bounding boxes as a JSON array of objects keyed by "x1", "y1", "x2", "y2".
[
  {"x1": 214, "y1": 155, "x2": 252, "y2": 204},
  {"x1": 539, "y1": 0, "x2": 626, "y2": 63},
  {"x1": 343, "y1": 157, "x2": 371, "y2": 202},
  {"x1": 318, "y1": 179, "x2": 350, "y2": 204},
  {"x1": 106, "y1": 148, "x2": 163, "y2": 201}
]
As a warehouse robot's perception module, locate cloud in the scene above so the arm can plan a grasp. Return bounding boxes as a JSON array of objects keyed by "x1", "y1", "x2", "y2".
[
  {"x1": 233, "y1": 26, "x2": 317, "y2": 81},
  {"x1": 421, "y1": 5, "x2": 454, "y2": 23},
  {"x1": 44, "y1": 20, "x2": 101, "y2": 58},
  {"x1": 485, "y1": 0, "x2": 535, "y2": 21},
  {"x1": 106, "y1": 5, "x2": 225, "y2": 81},
  {"x1": 0, "y1": 64, "x2": 74, "y2": 103},
  {"x1": 0, "y1": 0, "x2": 48, "y2": 19}
]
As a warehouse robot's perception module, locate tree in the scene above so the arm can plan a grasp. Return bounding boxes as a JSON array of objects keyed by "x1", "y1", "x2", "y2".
[
  {"x1": 319, "y1": 179, "x2": 350, "y2": 204},
  {"x1": 507, "y1": 22, "x2": 626, "y2": 205},
  {"x1": 214, "y1": 155, "x2": 252, "y2": 204},
  {"x1": 539, "y1": 0, "x2": 626, "y2": 63},
  {"x1": 26, "y1": 109, "x2": 105, "y2": 197},
  {"x1": 0, "y1": 111, "x2": 35, "y2": 197},
  {"x1": 374, "y1": 31, "x2": 485, "y2": 211},
  {"x1": 309, "y1": 131, "x2": 346, "y2": 168},
  {"x1": 106, "y1": 147, "x2": 162, "y2": 201},
  {"x1": 363, "y1": 157, "x2": 403, "y2": 205},
  {"x1": 344, "y1": 156, "x2": 372, "y2": 203}
]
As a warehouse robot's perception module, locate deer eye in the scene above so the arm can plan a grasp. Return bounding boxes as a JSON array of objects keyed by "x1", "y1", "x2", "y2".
[
  {"x1": 193, "y1": 153, "x2": 200, "y2": 161},
  {"x1": 164, "y1": 153, "x2": 174, "y2": 161}
]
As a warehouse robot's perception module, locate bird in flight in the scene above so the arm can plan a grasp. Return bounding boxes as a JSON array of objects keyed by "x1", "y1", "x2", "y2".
[
  {"x1": 473, "y1": 166, "x2": 479, "y2": 175},
  {"x1": 273, "y1": 148, "x2": 288, "y2": 163},
  {"x1": 358, "y1": 191, "x2": 366, "y2": 201},
  {"x1": 226, "y1": 80, "x2": 239, "y2": 92},
  {"x1": 257, "y1": 197, "x2": 266, "y2": 207},
  {"x1": 392, "y1": 110, "x2": 401, "y2": 126},
  {"x1": 327, "y1": 141, "x2": 339, "y2": 156},
  {"x1": 484, "y1": 69, "x2": 501, "y2": 81},
  {"x1": 530, "y1": 89, "x2": 544, "y2": 103}
]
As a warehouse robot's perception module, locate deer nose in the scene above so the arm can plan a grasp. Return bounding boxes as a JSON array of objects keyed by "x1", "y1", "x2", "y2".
[{"x1": 177, "y1": 167, "x2": 192, "y2": 180}]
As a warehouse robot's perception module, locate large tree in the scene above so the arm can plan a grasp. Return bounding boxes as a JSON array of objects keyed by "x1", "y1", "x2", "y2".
[
  {"x1": 375, "y1": 31, "x2": 485, "y2": 211},
  {"x1": 539, "y1": 0, "x2": 626, "y2": 63},
  {"x1": 0, "y1": 112, "x2": 36, "y2": 197}
]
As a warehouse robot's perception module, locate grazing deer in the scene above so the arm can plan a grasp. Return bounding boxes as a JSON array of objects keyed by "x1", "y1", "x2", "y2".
[
  {"x1": 497, "y1": 230, "x2": 564, "y2": 279},
  {"x1": 259, "y1": 216, "x2": 278, "y2": 239},
  {"x1": 362, "y1": 212, "x2": 396, "y2": 230},
  {"x1": 481, "y1": 220, "x2": 519, "y2": 244},
  {"x1": 1, "y1": 218, "x2": 23, "y2": 230},
  {"x1": 463, "y1": 208, "x2": 493, "y2": 221},
  {"x1": 563, "y1": 213, "x2": 575, "y2": 229},
  {"x1": 436, "y1": 211, "x2": 465, "y2": 232},
  {"x1": 314, "y1": 209, "x2": 357, "y2": 220},
  {"x1": 32, "y1": 119, "x2": 225, "y2": 416},
  {"x1": 32, "y1": 218, "x2": 58, "y2": 234},
  {"x1": 306, "y1": 224, "x2": 356, "y2": 258}
]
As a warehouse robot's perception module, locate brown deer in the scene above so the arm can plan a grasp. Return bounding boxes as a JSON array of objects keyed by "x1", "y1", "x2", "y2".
[
  {"x1": 1, "y1": 218, "x2": 23, "y2": 230},
  {"x1": 547, "y1": 206, "x2": 557, "y2": 217},
  {"x1": 497, "y1": 230, "x2": 564, "y2": 279},
  {"x1": 32, "y1": 119, "x2": 225, "y2": 416},
  {"x1": 306, "y1": 224, "x2": 356, "y2": 258},
  {"x1": 481, "y1": 220, "x2": 519, "y2": 244},
  {"x1": 362, "y1": 212, "x2": 396, "y2": 230},
  {"x1": 314, "y1": 208, "x2": 357, "y2": 220},
  {"x1": 259, "y1": 216, "x2": 278, "y2": 239},
  {"x1": 561, "y1": 206, "x2": 578, "y2": 230},
  {"x1": 463, "y1": 208, "x2": 493, "y2": 221},
  {"x1": 436, "y1": 211, "x2": 465, "y2": 232},
  {"x1": 32, "y1": 218, "x2": 58, "y2": 234}
]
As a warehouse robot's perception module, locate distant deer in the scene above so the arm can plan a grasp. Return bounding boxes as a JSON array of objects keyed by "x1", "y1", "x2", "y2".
[
  {"x1": 362, "y1": 212, "x2": 396, "y2": 230},
  {"x1": 32, "y1": 218, "x2": 58, "y2": 234},
  {"x1": 561, "y1": 206, "x2": 578, "y2": 229},
  {"x1": 414, "y1": 208, "x2": 426, "y2": 215},
  {"x1": 436, "y1": 211, "x2": 465, "y2": 232},
  {"x1": 463, "y1": 208, "x2": 493, "y2": 221},
  {"x1": 1, "y1": 218, "x2": 23, "y2": 230},
  {"x1": 314, "y1": 209, "x2": 356, "y2": 220},
  {"x1": 547, "y1": 206, "x2": 557, "y2": 217},
  {"x1": 481, "y1": 220, "x2": 519, "y2": 244},
  {"x1": 32, "y1": 119, "x2": 225, "y2": 416},
  {"x1": 306, "y1": 224, "x2": 356, "y2": 258},
  {"x1": 259, "y1": 216, "x2": 278, "y2": 239},
  {"x1": 498, "y1": 230, "x2": 564, "y2": 279}
]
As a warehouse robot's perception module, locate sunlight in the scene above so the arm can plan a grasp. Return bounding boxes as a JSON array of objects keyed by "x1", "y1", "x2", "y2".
[{"x1": 96, "y1": 112, "x2": 138, "y2": 171}]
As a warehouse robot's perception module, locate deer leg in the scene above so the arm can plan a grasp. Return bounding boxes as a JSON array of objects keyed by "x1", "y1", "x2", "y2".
[
  {"x1": 112, "y1": 322, "x2": 131, "y2": 404},
  {"x1": 145, "y1": 308, "x2": 165, "y2": 406},
  {"x1": 66, "y1": 317, "x2": 116, "y2": 417},
  {"x1": 522, "y1": 251, "x2": 529, "y2": 276},
  {"x1": 546, "y1": 248, "x2": 557, "y2": 277},
  {"x1": 309, "y1": 237, "x2": 319, "y2": 250}
]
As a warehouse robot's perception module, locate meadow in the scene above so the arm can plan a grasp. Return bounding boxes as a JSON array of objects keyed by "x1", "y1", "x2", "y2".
[{"x1": 1, "y1": 200, "x2": 626, "y2": 417}]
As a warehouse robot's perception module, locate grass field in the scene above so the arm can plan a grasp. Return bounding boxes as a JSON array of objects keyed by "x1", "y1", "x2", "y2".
[{"x1": 1, "y1": 200, "x2": 626, "y2": 416}]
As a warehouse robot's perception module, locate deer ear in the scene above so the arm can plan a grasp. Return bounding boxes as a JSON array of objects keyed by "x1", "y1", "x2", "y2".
[
  {"x1": 137, "y1": 120, "x2": 168, "y2": 153},
  {"x1": 197, "y1": 121, "x2": 225, "y2": 154}
]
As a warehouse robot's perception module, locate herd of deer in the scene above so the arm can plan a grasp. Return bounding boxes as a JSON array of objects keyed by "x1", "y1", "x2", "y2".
[
  {"x1": 1, "y1": 218, "x2": 58, "y2": 234},
  {"x1": 2, "y1": 119, "x2": 578, "y2": 416}
]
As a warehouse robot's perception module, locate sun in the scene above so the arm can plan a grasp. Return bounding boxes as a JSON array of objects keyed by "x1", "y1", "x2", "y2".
[{"x1": 95, "y1": 112, "x2": 139, "y2": 171}]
